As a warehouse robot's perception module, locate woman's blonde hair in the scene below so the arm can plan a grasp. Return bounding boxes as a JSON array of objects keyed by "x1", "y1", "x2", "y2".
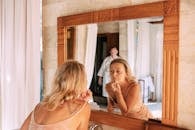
[
  {"x1": 110, "y1": 58, "x2": 137, "y2": 85},
  {"x1": 43, "y1": 60, "x2": 87, "y2": 110}
]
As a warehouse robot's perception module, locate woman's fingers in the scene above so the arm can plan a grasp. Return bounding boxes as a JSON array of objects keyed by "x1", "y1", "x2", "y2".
[
  {"x1": 80, "y1": 90, "x2": 92, "y2": 101},
  {"x1": 111, "y1": 82, "x2": 117, "y2": 91},
  {"x1": 107, "y1": 103, "x2": 114, "y2": 112}
]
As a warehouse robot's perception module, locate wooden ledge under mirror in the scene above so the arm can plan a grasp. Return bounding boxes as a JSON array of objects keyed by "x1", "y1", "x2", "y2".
[{"x1": 57, "y1": 0, "x2": 183, "y2": 129}]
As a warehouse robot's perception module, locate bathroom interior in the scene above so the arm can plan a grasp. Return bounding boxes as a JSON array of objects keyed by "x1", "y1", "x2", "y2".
[{"x1": 1, "y1": 0, "x2": 195, "y2": 130}]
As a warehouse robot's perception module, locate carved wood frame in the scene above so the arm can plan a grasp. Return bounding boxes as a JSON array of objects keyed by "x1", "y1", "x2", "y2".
[{"x1": 57, "y1": 0, "x2": 179, "y2": 127}]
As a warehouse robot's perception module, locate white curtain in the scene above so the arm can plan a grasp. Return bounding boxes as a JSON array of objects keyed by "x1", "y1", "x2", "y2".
[
  {"x1": 84, "y1": 24, "x2": 98, "y2": 88},
  {"x1": 0, "y1": 0, "x2": 41, "y2": 129},
  {"x1": 150, "y1": 24, "x2": 163, "y2": 101},
  {"x1": 127, "y1": 20, "x2": 136, "y2": 75},
  {"x1": 75, "y1": 24, "x2": 97, "y2": 89},
  {"x1": 135, "y1": 21, "x2": 150, "y2": 79},
  {"x1": 75, "y1": 25, "x2": 87, "y2": 64}
]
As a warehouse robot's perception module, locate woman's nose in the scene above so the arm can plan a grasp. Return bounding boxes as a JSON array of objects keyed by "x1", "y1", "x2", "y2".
[{"x1": 112, "y1": 72, "x2": 117, "y2": 77}]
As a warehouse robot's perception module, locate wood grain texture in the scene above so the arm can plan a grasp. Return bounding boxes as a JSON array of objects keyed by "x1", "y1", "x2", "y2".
[
  {"x1": 90, "y1": 110, "x2": 145, "y2": 130},
  {"x1": 145, "y1": 121, "x2": 187, "y2": 130},
  {"x1": 58, "y1": 1, "x2": 164, "y2": 27},
  {"x1": 162, "y1": 0, "x2": 179, "y2": 126},
  {"x1": 119, "y1": 2, "x2": 163, "y2": 20},
  {"x1": 57, "y1": 26, "x2": 65, "y2": 66},
  {"x1": 162, "y1": 44, "x2": 179, "y2": 125}
]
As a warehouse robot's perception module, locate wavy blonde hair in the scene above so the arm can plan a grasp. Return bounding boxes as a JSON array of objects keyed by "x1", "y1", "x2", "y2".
[
  {"x1": 110, "y1": 58, "x2": 137, "y2": 85},
  {"x1": 42, "y1": 60, "x2": 87, "y2": 110}
]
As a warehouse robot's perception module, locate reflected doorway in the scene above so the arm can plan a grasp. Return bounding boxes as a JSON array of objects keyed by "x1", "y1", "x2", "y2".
[{"x1": 90, "y1": 33, "x2": 119, "y2": 105}]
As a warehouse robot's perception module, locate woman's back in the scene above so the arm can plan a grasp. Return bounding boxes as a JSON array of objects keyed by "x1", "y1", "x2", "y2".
[
  {"x1": 29, "y1": 100, "x2": 91, "y2": 130},
  {"x1": 21, "y1": 60, "x2": 91, "y2": 130}
]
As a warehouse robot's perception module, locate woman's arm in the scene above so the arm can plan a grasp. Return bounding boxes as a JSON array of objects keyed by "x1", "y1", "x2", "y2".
[
  {"x1": 114, "y1": 84, "x2": 128, "y2": 113},
  {"x1": 105, "y1": 84, "x2": 116, "y2": 112},
  {"x1": 107, "y1": 97, "x2": 115, "y2": 112},
  {"x1": 20, "y1": 112, "x2": 32, "y2": 130}
]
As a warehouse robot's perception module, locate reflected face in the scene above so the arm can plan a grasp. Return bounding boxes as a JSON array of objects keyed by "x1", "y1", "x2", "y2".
[
  {"x1": 110, "y1": 63, "x2": 126, "y2": 83},
  {"x1": 110, "y1": 48, "x2": 118, "y2": 57}
]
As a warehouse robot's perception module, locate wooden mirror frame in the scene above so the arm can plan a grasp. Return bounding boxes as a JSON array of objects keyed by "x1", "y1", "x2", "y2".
[{"x1": 57, "y1": 0, "x2": 179, "y2": 128}]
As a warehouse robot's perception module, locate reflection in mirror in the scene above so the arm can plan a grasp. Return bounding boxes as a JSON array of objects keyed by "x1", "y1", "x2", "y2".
[
  {"x1": 94, "y1": 17, "x2": 163, "y2": 120},
  {"x1": 68, "y1": 16, "x2": 163, "y2": 120}
]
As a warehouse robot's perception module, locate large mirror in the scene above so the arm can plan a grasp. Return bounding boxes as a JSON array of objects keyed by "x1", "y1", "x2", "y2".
[
  {"x1": 57, "y1": 1, "x2": 179, "y2": 128},
  {"x1": 94, "y1": 17, "x2": 163, "y2": 120}
]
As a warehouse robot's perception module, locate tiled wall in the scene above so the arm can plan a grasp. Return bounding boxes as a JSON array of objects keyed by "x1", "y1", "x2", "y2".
[{"x1": 42, "y1": 0, "x2": 195, "y2": 129}]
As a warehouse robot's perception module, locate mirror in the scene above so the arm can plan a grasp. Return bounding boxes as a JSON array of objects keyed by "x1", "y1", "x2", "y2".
[
  {"x1": 57, "y1": 1, "x2": 179, "y2": 126},
  {"x1": 95, "y1": 17, "x2": 163, "y2": 120}
]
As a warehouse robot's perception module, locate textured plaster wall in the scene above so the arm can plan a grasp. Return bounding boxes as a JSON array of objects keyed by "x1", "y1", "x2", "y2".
[
  {"x1": 42, "y1": 0, "x2": 195, "y2": 129},
  {"x1": 178, "y1": 0, "x2": 195, "y2": 129}
]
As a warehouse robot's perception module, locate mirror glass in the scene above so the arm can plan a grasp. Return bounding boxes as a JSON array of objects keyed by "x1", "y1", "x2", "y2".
[{"x1": 68, "y1": 16, "x2": 163, "y2": 120}]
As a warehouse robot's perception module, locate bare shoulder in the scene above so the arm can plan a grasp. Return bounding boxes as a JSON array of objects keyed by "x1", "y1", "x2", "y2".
[
  {"x1": 35, "y1": 102, "x2": 44, "y2": 110},
  {"x1": 80, "y1": 101, "x2": 90, "y2": 110},
  {"x1": 34, "y1": 102, "x2": 48, "y2": 114},
  {"x1": 75, "y1": 100, "x2": 91, "y2": 113},
  {"x1": 21, "y1": 103, "x2": 42, "y2": 129},
  {"x1": 20, "y1": 112, "x2": 32, "y2": 130},
  {"x1": 128, "y1": 82, "x2": 140, "y2": 93},
  {"x1": 77, "y1": 101, "x2": 91, "y2": 118},
  {"x1": 84, "y1": 102, "x2": 91, "y2": 113},
  {"x1": 76, "y1": 102, "x2": 91, "y2": 130}
]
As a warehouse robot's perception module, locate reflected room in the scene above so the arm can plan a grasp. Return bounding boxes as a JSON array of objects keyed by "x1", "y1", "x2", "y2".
[{"x1": 86, "y1": 16, "x2": 163, "y2": 120}]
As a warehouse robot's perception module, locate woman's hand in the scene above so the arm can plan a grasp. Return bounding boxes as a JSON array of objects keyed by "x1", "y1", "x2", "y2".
[
  {"x1": 111, "y1": 82, "x2": 122, "y2": 96},
  {"x1": 107, "y1": 99, "x2": 114, "y2": 112},
  {"x1": 106, "y1": 81, "x2": 122, "y2": 98},
  {"x1": 79, "y1": 90, "x2": 92, "y2": 101},
  {"x1": 98, "y1": 77, "x2": 103, "y2": 86}
]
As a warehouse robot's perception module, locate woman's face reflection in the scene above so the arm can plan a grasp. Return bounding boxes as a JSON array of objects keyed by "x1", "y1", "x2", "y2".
[{"x1": 110, "y1": 63, "x2": 126, "y2": 83}]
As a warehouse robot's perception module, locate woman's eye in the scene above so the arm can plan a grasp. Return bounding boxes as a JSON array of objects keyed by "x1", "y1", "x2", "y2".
[{"x1": 117, "y1": 70, "x2": 121, "y2": 73}]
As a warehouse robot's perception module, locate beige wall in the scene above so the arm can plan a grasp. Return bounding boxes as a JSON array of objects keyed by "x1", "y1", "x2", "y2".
[
  {"x1": 42, "y1": 0, "x2": 195, "y2": 129},
  {"x1": 178, "y1": 0, "x2": 195, "y2": 128}
]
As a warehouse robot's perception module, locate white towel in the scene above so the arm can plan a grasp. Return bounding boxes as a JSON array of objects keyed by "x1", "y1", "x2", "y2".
[{"x1": 147, "y1": 76, "x2": 155, "y2": 92}]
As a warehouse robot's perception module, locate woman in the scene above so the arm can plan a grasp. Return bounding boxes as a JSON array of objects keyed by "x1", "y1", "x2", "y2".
[
  {"x1": 106, "y1": 58, "x2": 152, "y2": 120},
  {"x1": 21, "y1": 60, "x2": 91, "y2": 130}
]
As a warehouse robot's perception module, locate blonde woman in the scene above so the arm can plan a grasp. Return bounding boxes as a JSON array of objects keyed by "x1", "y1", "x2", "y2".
[
  {"x1": 106, "y1": 58, "x2": 152, "y2": 120},
  {"x1": 21, "y1": 60, "x2": 92, "y2": 130}
]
